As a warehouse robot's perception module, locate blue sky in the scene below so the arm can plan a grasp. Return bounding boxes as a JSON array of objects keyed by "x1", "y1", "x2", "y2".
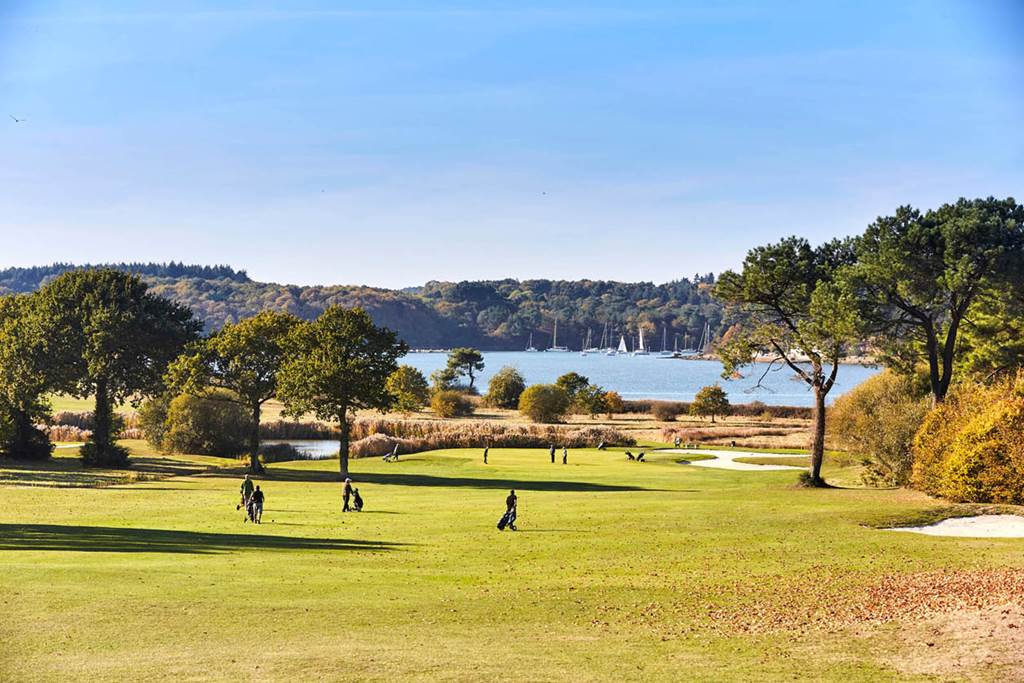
[{"x1": 1, "y1": 1, "x2": 1021, "y2": 287}]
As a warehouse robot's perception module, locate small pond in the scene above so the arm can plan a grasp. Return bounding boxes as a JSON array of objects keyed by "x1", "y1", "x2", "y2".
[{"x1": 263, "y1": 440, "x2": 338, "y2": 460}]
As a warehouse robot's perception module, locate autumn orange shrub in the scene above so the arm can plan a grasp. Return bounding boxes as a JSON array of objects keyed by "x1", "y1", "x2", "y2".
[{"x1": 912, "y1": 373, "x2": 1024, "y2": 503}]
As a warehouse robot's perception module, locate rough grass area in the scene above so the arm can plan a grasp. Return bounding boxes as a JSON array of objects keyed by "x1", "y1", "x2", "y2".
[{"x1": 2, "y1": 444, "x2": 1021, "y2": 681}]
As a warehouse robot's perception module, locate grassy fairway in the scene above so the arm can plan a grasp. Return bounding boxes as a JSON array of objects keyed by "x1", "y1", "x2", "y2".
[{"x1": 1, "y1": 446, "x2": 1022, "y2": 681}]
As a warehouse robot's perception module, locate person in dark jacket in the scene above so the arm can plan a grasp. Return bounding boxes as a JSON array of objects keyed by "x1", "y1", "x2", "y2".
[
  {"x1": 504, "y1": 489, "x2": 518, "y2": 531},
  {"x1": 562, "y1": 446, "x2": 568, "y2": 464},
  {"x1": 483, "y1": 446, "x2": 489, "y2": 464},
  {"x1": 549, "y1": 444, "x2": 555, "y2": 464},
  {"x1": 342, "y1": 478, "x2": 353, "y2": 512},
  {"x1": 250, "y1": 485, "x2": 264, "y2": 524},
  {"x1": 239, "y1": 474, "x2": 255, "y2": 521}
]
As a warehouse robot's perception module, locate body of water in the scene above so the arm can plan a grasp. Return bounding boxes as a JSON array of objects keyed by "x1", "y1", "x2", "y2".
[
  {"x1": 263, "y1": 440, "x2": 338, "y2": 459},
  {"x1": 404, "y1": 351, "x2": 879, "y2": 406}
]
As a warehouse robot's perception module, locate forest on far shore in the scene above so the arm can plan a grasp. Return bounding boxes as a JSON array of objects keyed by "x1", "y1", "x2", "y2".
[{"x1": 0, "y1": 263, "x2": 723, "y2": 350}]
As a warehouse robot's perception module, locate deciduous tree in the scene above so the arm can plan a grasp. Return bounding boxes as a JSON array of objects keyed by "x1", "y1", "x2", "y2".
[
  {"x1": 689, "y1": 385, "x2": 730, "y2": 423},
  {"x1": 518, "y1": 384, "x2": 571, "y2": 423},
  {"x1": 386, "y1": 365, "x2": 430, "y2": 414},
  {"x1": 37, "y1": 270, "x2": 200, "y2": 467},
  {"x1": 167, "y1": 310, "x2": 300, "y2": 473},
  {"x1": 0, "y1": 294, "x2": 54, "y2": 459},
  {"x1": 484, "y1": 366, "x2": 526, "y2": 409},
  {"x1": 554, "y1": 372, "x2": 590, "y2": 402},
  {"x1": 277, "y1": 306, "x2": 407, "y2": 477}
]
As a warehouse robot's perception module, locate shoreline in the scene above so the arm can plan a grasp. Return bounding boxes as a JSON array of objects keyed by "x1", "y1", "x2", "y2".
[{"x1": 410, "y1": 349, "x2": 880, "y2": 367}]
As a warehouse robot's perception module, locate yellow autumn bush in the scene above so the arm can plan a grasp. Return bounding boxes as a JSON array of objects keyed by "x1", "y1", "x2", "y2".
[{"x1": 911, "y1": 373, "x2": 1024, "y2": 503}]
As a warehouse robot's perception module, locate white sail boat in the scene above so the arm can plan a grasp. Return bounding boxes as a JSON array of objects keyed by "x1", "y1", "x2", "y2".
[
  {"x1": 608, "y1": 334, "x2": 627, "y2": 356},
  {"x1": 659, "y1": 326, "x2": 673, "y2": 357},
  {"x1": 547, "y1": 319, "x2": 570, "y2": 352},
  {"x1": 525, "y1": 332, "x2": 539, "y2": 352},
  {"x1": 582, "y1": 327, "x2": 600, "y2": 355},
  {"x1": 603, "y1": 323, "x2": 617, "y2": 355},
  {"x1": 696, "y1": 321, "x2": 712, "y2": 354},
  {"x1": 632, "y1": 325, "x2": 650, "y2": 356}
]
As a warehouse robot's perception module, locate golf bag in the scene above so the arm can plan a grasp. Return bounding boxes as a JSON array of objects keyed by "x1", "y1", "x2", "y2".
[
  {"x1": 497, "y1": 509, "x2": 517, "y2": 531},
  {"x1": 352, "y1": 489, "x2": 364, "y2": 512}
]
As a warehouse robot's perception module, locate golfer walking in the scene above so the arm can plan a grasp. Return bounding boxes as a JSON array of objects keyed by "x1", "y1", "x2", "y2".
[{"x1": 342, "y1": 477, "x2": 353, "y2": 512}]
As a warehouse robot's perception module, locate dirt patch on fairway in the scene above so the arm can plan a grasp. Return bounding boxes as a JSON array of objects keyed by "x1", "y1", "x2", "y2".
[
  {"x1": 704, "y1": 568, "x2": 1024, "y2": 635},
  {"x1": 879, "y1": 602, "x2": 1024, "y2": 681}
]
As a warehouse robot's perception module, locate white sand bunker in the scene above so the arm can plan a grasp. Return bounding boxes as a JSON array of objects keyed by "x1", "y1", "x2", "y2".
[
  {"x1": 887, "y1": 515, "x2": 1024, "y2": 538},
  {"x1": 663, "y1": 449, "x2": 805, "y2": 471}
]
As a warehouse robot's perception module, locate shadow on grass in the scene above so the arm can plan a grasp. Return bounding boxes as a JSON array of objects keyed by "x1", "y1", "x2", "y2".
[
  {"x1": 0, "y1": 455, "x2": 210, "y2": 489},
  {"x1": 0, "y1": 523, "x2": 406, "y2": 554},
  {"x1": 214, "y1": 468, "x2": 665, "y2": 492}
]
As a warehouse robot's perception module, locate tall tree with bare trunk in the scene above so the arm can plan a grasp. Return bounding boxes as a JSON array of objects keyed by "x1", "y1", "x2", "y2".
[{"x1": 715, "y1": 237, "x2": 860, "y2": 486}]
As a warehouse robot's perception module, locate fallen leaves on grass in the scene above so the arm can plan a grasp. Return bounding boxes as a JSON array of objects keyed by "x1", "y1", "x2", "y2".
[{"x1": 704, "y1": 568, "x2": 1024, "y2": 634}]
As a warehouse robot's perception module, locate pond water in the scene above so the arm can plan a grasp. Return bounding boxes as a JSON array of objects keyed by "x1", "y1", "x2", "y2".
[
  {"x1": 263, "y1": 440, "x2": 338, "y2": 460},
  {"x1": 403, "y1": 351, "x2": 878, "y2": 406}
]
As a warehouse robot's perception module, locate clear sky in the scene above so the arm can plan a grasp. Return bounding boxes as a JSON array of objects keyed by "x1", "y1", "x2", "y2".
[{"x1": 1, "y1": 1, "x2": 1021, "y2": 287}]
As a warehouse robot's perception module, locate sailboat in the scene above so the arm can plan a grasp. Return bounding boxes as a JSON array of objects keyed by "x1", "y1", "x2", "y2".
[
  {"x1": 603, "y1": 323, "x2": 617, "y2": 355},
  {"x1": 547, "y1": 320, "x2": 570, "y2": 352},
  {"x1": 631, "y1": 325, "x2": 650, "y2": 356},
  {"x1": 611, "y1": 334, "x2": 628, "y2": 356},
  {"x1": 525, "y1": 332, "x2": 539, "y2": 353},
  {"x1": 659, "y1": 326, "x2": 673, "y2": 357},
  {"x1": 696, "y1": 321, "x2": 712, "y2": 354},
  {"x1": 582, "y1": 327, "x2": 600, "y2": 355}
]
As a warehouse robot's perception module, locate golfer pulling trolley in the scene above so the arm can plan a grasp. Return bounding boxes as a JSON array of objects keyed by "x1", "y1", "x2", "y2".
[{"x1": 497, "y1": 489, "x2": 518, "y2": 531}]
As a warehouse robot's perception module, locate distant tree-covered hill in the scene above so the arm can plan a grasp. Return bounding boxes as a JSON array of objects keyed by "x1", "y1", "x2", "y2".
[{"x1": 0, "y1": 263, "x2": 725, "y2": 350}]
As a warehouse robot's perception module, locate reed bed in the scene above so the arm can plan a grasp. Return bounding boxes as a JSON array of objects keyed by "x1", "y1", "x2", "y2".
[
  {"x1": 624, "y1": 399, "x2": 811, "y2": 419},
  {"x1": 262, "y1": 418, "x2": 635, "y2": 458}
]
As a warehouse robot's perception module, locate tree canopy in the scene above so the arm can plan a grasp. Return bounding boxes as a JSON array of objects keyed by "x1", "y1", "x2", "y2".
[
  {"x1": 0, "y1": 264, "x2": 727, "y2": 350},
  {"x1": 850, "y1": 197, "x2": 1024, "y2": 402}
]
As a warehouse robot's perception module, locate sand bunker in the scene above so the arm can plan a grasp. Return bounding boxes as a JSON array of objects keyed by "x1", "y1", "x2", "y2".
[
  {"x1": 887, "y1": 514, "x2": 1024, "y2": 538},
  {"x1": 663, "y1": 449, "x2": 805, "y2": 471}
]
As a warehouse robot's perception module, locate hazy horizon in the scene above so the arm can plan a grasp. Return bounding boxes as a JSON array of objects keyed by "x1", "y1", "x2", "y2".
[{"x1": 2, "y1": 1, "x2": 1022, "y2": 288}]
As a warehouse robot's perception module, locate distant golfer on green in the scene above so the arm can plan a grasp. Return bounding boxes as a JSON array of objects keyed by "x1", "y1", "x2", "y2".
[{"x1": 239, "y1": 474, "x2": 255, "y2": 521}]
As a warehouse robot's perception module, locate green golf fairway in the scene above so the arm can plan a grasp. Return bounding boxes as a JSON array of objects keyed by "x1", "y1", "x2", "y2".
[{"x1": 1, "y1": 444, "x2": 1019, "y2": 681}]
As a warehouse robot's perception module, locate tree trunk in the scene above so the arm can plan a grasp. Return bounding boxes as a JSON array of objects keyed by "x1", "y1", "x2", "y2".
[
  {"x1": 936, "y1": 313, "x2": 962, "y2": 404},
  {"x1": 338, "y1": 408, "x2": 350, "y2": 478},
  {"x1": 10, "y1": 406, "x2": 49, "y2": 459},
  {"x1": 248, "y1": 402, "x2": 264, "y2": 474},
  {"x1": 93, "y1": 376, "x2": 113, "y2": 451},
  {"x1": 87, "y1": 376, "x2": 125, "y2": 467},
  {"x1": 924, "y1": 324, "x2": 943, "y2": 404},
  {"x1": 808, "y1": 387, "x2": 827, "y2": 485}
]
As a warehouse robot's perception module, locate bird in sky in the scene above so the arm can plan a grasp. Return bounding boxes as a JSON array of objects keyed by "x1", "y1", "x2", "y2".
[{"x1": 9, "y1": 115, "x2": 24, "y2": 123}]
